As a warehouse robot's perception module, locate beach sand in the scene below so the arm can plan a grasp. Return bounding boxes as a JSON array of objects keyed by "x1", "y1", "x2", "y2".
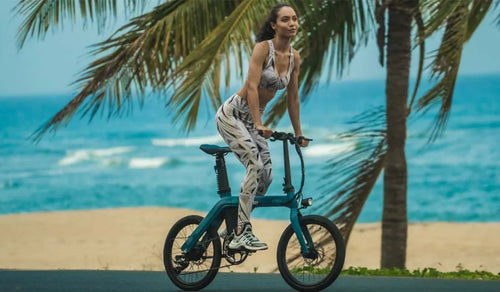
[{"x1": 1, "y1": 207, "x2": 499, "y2": 273}]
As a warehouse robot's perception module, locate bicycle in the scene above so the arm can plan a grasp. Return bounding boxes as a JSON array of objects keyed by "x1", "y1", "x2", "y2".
[{"x1": 163, "y1": 131, "x2": 345, "y2": 291}]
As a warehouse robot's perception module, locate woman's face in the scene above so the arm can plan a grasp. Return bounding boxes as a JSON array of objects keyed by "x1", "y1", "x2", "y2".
[{"x1": 272, "y1": 7, "x2": 298, "y2": 38}]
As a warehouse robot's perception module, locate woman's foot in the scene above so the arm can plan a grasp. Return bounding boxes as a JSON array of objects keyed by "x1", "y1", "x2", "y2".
[{"x1": 228, "y1": 223, "x2": 268, "y2": 251}]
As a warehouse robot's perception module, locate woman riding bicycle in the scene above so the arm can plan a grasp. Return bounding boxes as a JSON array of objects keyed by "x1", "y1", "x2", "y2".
[{"x1": 215, "y1": 3, "x2": 309, "y2": 251}]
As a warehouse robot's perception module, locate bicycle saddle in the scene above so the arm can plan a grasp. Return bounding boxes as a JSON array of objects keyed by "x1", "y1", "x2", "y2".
[{"x1": 199, "y1": 144, "x2": 232, "y2": 155}]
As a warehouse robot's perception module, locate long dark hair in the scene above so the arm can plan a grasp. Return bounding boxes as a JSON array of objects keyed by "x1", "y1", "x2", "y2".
[{"x1": 255, "y1": 3, "x2": 292, "y2": 42}]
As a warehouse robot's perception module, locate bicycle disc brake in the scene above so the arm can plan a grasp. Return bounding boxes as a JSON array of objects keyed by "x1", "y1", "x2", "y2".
[{"x1": 303, "y1": 244, "x2": 325, "y2": 267}]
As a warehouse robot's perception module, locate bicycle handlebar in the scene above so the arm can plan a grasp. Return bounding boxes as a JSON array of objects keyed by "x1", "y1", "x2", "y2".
[{"x1": 258, "y1": 130, "x2": 313, "y2": 144}]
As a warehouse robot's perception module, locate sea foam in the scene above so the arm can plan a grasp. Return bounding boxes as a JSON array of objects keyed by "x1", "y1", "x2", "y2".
[
  {"x1": 152, "y1": 135, "x2": 222, "y2": 147},
  {"x1": 128, "y1": 157, "x2": 169, "y2": 169},
  {"x1": 303, "y1": 142, "x2": 355, "y2": 157},
  {"x1": 59, "y1": 147, "x2": 133, "y2": 166}
]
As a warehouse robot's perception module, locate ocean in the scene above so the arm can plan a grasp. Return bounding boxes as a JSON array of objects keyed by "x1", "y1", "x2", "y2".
[{"x1": 1, "y1": 75, "x2": 499, "y2": 222}]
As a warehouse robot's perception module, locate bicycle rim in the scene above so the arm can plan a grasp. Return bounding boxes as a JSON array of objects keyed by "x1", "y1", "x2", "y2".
[
  {"x1": 164, "y1": 215, "x2": 221, "y2": 290},
  {"x1": 277, "y1": 215, "x2": 345, "y2": 291}
]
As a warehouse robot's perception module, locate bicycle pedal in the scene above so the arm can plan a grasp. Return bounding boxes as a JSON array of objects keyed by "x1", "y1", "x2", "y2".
[{"x1": 228, "y1": 246, "x2": 254, "y2": 253}]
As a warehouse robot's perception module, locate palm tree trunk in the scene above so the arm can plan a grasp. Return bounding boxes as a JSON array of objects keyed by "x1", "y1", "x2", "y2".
[{"x1": 382, "y1": 0, "x2": 413, "y2": 269}]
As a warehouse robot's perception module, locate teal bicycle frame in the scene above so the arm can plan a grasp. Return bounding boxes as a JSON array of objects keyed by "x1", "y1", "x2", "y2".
[{"x1": 181, "y1": 132, "x2": 313, "y2": 256}]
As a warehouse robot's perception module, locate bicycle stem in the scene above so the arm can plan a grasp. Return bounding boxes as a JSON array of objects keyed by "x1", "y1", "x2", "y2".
[
  {"x1": 266, "y1": 131, "x2": 312, "y2": 204},
  {"x1": 282, "y1": 137, "x2": 295, "y2": 193}
]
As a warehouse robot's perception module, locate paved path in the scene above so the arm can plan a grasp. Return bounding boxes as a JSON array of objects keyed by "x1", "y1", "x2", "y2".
[{"x1": 1, "y1": 270, "x2": 499, "y2": 291}]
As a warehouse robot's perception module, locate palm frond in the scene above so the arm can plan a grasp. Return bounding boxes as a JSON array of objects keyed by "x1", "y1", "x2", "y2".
[
  {"x1": 31, "y1": 0, "x2": 239, "y2": 141},
  {"x1": 466, "y1": 0, "x2": 493, "y2": 41},
  {"x1": 419, "y1": 0, "x2": 462, "y2": 40},
  {"x1": 15, "y1": 0, "x2": 148, "y2": 49},
  {"x1": 419, "y1": 0, "x2": 492, "y2": 45},
  {"x1": 311, "y1": 107, "x2": 387, "y2": 244},
  {"x1": 417, "y1": 0, "x2": 491, "y2": 143},
  {"x1": 294, "y1": 0, "x2": 373, "y2": 96},
  {"x1": 166, "y1": 0, "x2": 275, "y2": 131}
]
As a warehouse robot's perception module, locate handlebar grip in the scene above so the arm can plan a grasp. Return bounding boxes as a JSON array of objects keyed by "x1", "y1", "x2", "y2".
[{"x1": 298, "y1": 136, "x2": 313, "y2": 142}]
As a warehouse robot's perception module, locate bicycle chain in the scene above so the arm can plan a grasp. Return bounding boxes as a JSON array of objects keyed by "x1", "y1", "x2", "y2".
[{"x1": 171, "y1": 234, "x2": 254, "y2": 275}]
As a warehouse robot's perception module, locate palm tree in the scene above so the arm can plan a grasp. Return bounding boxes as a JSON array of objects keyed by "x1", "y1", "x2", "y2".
[
  {"x1": 315, "y1": 0, "x2": 498, "y2": 269},
  {"x1": 380, "y1": 0, "x2": 497, "y2": 268},
  {"x1": 16, "y1": 0, "x2": 498, "y2": 270}
]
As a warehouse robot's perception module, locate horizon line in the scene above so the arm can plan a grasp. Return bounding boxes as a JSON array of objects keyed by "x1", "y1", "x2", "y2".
[{"x1": 1, "y1": 71, "x2": 500, "y2": 99}]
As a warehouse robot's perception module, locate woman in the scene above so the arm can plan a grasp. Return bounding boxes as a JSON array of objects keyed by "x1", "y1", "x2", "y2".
[{"x1": 215, "y1": 3, "x2": 309, "y2": 251}]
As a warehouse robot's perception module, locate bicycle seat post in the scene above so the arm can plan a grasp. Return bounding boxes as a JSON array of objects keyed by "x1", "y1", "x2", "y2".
[
  {"x1": 214, "y1": 153, "x2": 231, "y2": 197},
  {"x1": 214, "y1": 152, "x2": 238, "y2": 235}
]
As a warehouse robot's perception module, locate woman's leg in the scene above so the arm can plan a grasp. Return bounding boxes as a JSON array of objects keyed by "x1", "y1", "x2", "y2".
[
  {"x1": 248, "y1": 127, "x2": 273, "y2": 196},
  {"x1": 215, "y1": 100, "x2": 263, "y2": 229},
  {"x1": 215, "y1": 95, "x2": 269, "y2": 251}
]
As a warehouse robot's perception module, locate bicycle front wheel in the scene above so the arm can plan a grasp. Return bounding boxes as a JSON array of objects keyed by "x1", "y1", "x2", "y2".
[
  {"x1": 277, "y1": 215, "x2": 345, "y2": 292},
  {"x1": 163, "y1": 215, "x2": 221, "y2": 291}
]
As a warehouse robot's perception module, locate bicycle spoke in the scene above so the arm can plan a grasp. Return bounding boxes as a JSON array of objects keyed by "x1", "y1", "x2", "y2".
[
  {"x1": 167, "y1": 222, "x2": 220, "y2": 285},
  {"x1": 283, "y1": 222, "x2": 339, "y2": 285}
]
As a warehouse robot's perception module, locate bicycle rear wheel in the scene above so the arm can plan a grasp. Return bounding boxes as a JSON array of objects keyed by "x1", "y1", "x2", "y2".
[
  {"x1": 163, "y1": 215, "x2": 221, "y2": 291},
  {"x1": 277, "y1": 215, "x2": 345, "y2": 292}
]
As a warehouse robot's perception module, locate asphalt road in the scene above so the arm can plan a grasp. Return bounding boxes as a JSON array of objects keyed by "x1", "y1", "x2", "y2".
[{"x1": 1, "y1": 270, "x2": 499, "y2": 292}]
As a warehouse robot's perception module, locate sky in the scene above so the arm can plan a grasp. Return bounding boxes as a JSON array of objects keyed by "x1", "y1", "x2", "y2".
[{"x1": 1, "y1": 1, "x2": 500, "y2": 97}]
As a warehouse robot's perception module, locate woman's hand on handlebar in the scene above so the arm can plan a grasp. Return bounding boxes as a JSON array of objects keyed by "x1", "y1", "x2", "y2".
[
  {"x1": 297, "y1": 136, "x2": 310, "y2": 148},
  {"x1": 256, "y1": 125, "x2": 273, "y2": 139}
]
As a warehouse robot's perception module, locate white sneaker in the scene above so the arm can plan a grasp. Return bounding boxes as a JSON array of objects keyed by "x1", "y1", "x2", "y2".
[{"x1": 228, "y1": 223, "x2": 268, "y2": 251}]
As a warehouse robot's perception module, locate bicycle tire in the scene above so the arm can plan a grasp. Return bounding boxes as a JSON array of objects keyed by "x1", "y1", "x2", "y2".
[
  {"x1": 277, "y1": 215, "x2": 345, "y2": 292},
  {"x1": 164, "y1": 215, "x2": 221, "y2": 291}
]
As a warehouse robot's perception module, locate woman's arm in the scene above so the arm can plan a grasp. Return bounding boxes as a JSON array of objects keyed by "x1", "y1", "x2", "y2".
[
  {"x1": 287, "y1": 50, "x2": 308, "y2": 147},
  {"x1": 245, "y1": 42, "x2": 269, "y2": 133}
]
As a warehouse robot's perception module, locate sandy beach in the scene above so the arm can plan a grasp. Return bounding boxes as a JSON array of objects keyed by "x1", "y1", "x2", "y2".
[{"x1": 1, "y1": 207, "x2": 499, "y2": 273}]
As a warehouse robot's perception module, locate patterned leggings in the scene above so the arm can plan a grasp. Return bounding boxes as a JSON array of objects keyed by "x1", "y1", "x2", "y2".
[{"x1": 215, "y1": 94, "x2": 273, "y2": 228}]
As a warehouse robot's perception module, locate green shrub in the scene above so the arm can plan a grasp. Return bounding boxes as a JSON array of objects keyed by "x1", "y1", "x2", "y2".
[
  {"x1": 341, "y1": 266, "x2": 500, "y2": 280},
  {"x1": 288, "y1": 264, "x2": 500, "y2": 280}
]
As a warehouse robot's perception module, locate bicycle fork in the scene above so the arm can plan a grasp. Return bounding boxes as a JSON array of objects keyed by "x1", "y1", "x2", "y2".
[{"x1": 290, "y1": 208, "x2": 315, "y2": 258}]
